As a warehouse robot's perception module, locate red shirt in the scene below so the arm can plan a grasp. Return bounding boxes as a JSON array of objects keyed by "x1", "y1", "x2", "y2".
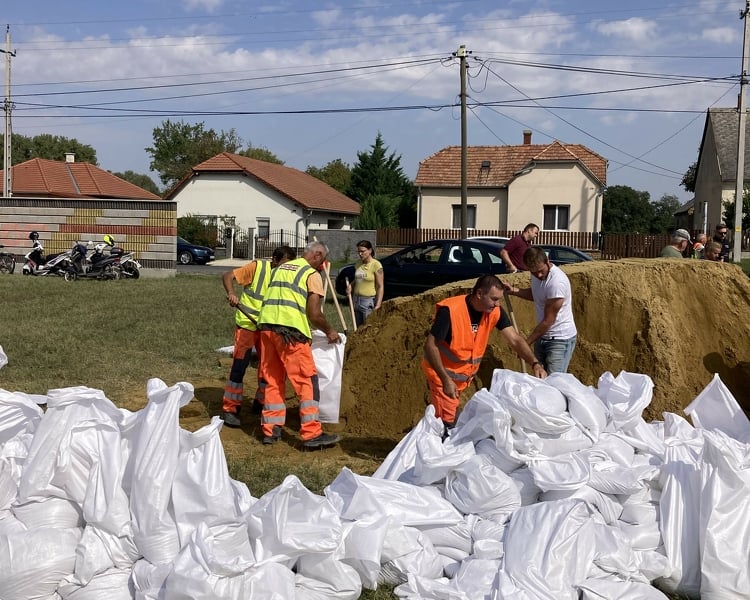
[{"x1": 504, "y1": 235, "x2": 532, "y2": 270}]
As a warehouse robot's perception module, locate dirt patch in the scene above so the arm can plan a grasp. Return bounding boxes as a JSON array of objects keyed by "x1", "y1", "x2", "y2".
[{"x1": 172, "y1": 259, "x2": 750, "y2": 473}]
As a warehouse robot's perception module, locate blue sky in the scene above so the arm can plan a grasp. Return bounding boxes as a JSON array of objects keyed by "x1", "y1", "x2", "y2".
[{"x1": 3, "y1": 0, "x2": 746, "y2": 206}]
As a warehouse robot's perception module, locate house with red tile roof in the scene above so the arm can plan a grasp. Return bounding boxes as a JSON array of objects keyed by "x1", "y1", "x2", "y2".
[
  {"x1": 164, "y1": 153, "x2": 360, "y2": 240},
  {"x1": 415, "y1": 131, "x2": 607, "y2": 232},
  {"x1": 2, "y1": 156, "x2": 161, "y2": 200}
]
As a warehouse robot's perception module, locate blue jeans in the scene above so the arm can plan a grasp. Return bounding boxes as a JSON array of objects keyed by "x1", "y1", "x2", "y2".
[
  {"x1": 353, "y1": 295, "x2": 375, "y2": 327},
  {"x1": 534, "y1": 336, "x2": 577, "y2": 374}
]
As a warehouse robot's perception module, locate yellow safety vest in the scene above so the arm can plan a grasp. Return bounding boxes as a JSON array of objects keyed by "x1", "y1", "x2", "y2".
[
  {"x1": 258, "y1": 257, "x2": 314, "y2": 339},
  {"x1": 235, "y1": 259, "x2": 272, "y2": 330}
]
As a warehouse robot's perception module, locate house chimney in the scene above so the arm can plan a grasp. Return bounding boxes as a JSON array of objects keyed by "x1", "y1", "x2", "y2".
[
  {"x1": 523, "y1": 130, "x2": 532, "y2": 145},
  {"x1": 65, "y1": 153, "x2": 75, "y2": 163}
]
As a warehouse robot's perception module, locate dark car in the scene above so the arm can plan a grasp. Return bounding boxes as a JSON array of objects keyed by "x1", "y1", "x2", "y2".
[
  {"x1": 538, "y1": 244, "x2": 593, "y2": 265},
  {"x1": 335, "y1": 239, "x2": 508, "y2": 300},
  {"x1": 177, "y1": 236, "x2": 215, "y2": 265}
]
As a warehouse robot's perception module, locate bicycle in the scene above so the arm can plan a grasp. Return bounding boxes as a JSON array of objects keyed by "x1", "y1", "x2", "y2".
[{"x1": 0, "y1": 245, "x2": 16, "y2": 274}]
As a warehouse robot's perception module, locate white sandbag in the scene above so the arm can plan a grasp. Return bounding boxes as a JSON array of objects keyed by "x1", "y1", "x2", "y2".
[
  {"x1": 490, "y1": 369, "x2": 575, "y2": 435},
  {"x1": 527, "y1": 451, "x2": 591, "y2": 492},
  {"x1": 129, "y1": 559, "x2": 172, "y2": 600},
  {"x1": 0, "y1": 388, "x2": 43, "y2": 443},
  {"x1": 443, "y1": 455, "x2": 521, "y2": 523},
  {"x1": 379, "y1": 524, "x2": 444, "y2": 586},
  {"x1": 545, "y1": 372, "x2": 609, "y2": 438},
  {"x1": 698, "y1": 430, "x2": 750, "y2": 599},
  {"x1": 57, "y1": 568, "x2": 133, "y2": 600},
  {"x1": 394, "y1": 573, "x2": 468, "y2": 600},
  {"x1": 497, "y1": 499, "x2": 604, "y2": 598},
  {"x1": 507, "y1": 466, "x2": 541, "y2": 505},
  {"x1": 594, "y1": 433, "x2": 637, "y2": 467},
  {"x1": 173, "y1": 416, "x2": 254, "y2": 548},
  {"x1": 470, "y1": 515, "x2": 506, "y2": 560},
  {"x1": 311, "y1": 330, "x2": 346, "y2": 423},
  {"x1": 127, "y1": 379, "x2": 193, "y2": 565},
  {"x1": 338, "y1": 516, "x2": 389, "y2": 590},
  {"x1": 73, "y1": 524, "x2": 139, "y2": 586},
  {"x1": 656, "y1": 429, "x2": 703, "y2": 597},
  {"x1": 0, "y1": 509, "x2": 26, "y2": 535},
  {"x1": 588, "y1": 459, "x2": 644, "y2": 495},
  {"x1": 635, "y1": 548, "x2": 672, "y2": 582},
  {"x1": 619, "y1": 498, "x2": 659, "y2": 526},
  {"x1": 373, "y1": 405, "x2": 444, "y2": 483},
  {"x1": 295, "y1": 553, "x2": 362, "y2": 600},
  {"x1": 13, "y1": 496, "x2": 84, "y2": 529},
  {"x1": 541, "y1": 485, "x2": 623, "y2": 525},
  {"x1": 453, "y1": 388, "x2": 515, "y2": 449},
  {"x1": 598, "y1": 371, "x2": 654, "y2": 431},
  {"x1": 246, "y1": 474, "x2": 342, "y2": 563},
  {"x1": 617, "y1": 520, "x2": 662, "y2": 551},
  {"x1": 0, "y1": 344, "x2": 6, "y2": 368},
  {"x1": 326, "y1": 467, "x2": 463, "y2": 527},
  {"x1": 579, "y1": 577, "x2": 671, "y2": 599},
  {"x1": 684, "y1": 372, "x2": 750, "y2": 443},
  {"x1": 0, "y1": 434, "x2": 31, "y2": 511},
  {"x1": 418, "y1": 519, "x2": 472, "y2": 556},
  {"x1": 621, "y1": 417, "x2": 666, "y2": 459},
  {"x1": 474, "y1": 437, "x2": 523, "y2": 474},
  {"x1": 411, "y1": 434, "x2": 476, "y2": 486},
  {"x1": 18, "y1": 385, "x2": 126, "y2": 504},
  {"x1": 526, "y1": 425, "x2": 593, "y2": 457},
  {"x1": 52, "y1": 420, "x2": 131, "y2": 535},
  {"x1": 0, "y1": 526, "x2": 81, "y2": 599}
]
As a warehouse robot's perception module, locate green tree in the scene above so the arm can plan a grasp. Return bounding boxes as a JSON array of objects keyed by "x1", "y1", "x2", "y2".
[
  {"x1": 112, "y1": 170, "x2": 160, "y2": 195},
  {"x1": 681, "y1": 161, "x2": 697, "y2": 193},
  {"x1": 177, "y1": 215, "x2": 216, "y2": 247},
  {"x1": 347, "y1": 133, "x2": 414, "y2": 211},
  {"x1": 1, "y1": 133, "x2": 97, "y2": 165},
  {"x1": 651, "y1": 193, "x2": 682, "y2": 233},
  {"x1": 238, "y1": 145, "x2": 284, "y2": 164},
  {"x1": 354, "y1": 194, "x2": 400, "y2": 229},
  {"x1": 306, "y1": 159, "x2": 352, "y2": 194},
  {"x1": 722, "y1": 188, "x2": 750, "y2": 231},
  {"x1": 146, "y1": 120, "x2": 243, "y2": 188},
  {"x1": 602, "y1": 185, "x2": 654, "y2": 233}
]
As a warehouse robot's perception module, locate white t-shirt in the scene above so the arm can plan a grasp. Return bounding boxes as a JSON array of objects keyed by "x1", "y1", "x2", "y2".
[{"x1": 530, "y1": 263, "x2": 577, "y2": 339}]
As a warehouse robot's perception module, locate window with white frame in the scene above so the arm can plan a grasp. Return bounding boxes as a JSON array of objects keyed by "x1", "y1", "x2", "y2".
[
  {"x1": 543, "y1": 205, "x2": 569, "y2": 230},
  {"x1": 451, "y1": 204, "x2": 476, "y2": 229},
  {"x1": 257, "y1": 217, "x2": 270, "y2": 239}
]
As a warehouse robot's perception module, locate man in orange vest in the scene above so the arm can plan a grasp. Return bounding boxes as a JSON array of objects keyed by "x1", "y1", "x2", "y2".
[
  {"x1": 422, "y1": 274, "x2": 546, "y2": 431},
  {"x1": 221, "y1": 245, "x2": 296, "y2": 427}
]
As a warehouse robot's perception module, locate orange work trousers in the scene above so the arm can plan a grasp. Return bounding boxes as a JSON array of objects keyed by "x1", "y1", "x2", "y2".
[
  {"x1": 422, "y1": 364, "x2": 471, "y2": 425},
  {"x1": 257, "y1": 330, "x2": 322, "y2": 441},
  {"x1": 222, "y1": 326, "x2": 261, "y2": 414}
]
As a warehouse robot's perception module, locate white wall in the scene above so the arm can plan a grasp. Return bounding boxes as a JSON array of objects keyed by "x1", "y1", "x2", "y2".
[{"x1": 418, "y1": 188, "x2": 505, "y2": 229}]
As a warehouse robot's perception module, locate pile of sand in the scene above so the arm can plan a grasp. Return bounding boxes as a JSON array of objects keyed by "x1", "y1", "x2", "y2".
[{"x1": 339, "y1": 259, "x2": 750, "y2": 439}]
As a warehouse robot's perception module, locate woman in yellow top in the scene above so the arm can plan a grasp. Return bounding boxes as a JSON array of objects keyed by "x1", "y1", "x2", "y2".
[{"x1": 346, "y1": 240, "x2": 384, "y2": 327}]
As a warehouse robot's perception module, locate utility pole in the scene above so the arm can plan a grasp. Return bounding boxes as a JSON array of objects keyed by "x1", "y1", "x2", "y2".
[
  {"x1": 453, "y1": 45, "x2": 471, "y2": 239},
  {"x1": 733, "y1": 2, "x2": 750, "y2": 262},
  {"x1": 1, "y1": 26, "x2": 16, "y2": 198}
]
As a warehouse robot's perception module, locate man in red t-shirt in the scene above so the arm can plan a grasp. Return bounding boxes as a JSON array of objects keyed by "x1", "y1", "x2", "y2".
[{"x1": 500, "y1": 223, "x2": 539, "y2": 273}]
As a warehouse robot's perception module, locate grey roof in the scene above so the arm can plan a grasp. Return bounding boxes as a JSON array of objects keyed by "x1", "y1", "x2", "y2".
[{"x1": 704, "y1": 107, "x2": 750, "y2": 182}]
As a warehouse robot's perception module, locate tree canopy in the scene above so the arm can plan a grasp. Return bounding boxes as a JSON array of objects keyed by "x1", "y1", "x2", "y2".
[
  {"x1": 306, "y1": 159, "x2": 351, "y2": 194},
  {"x1": 112, "y1": 170, "x2": 161, "y2": 195},
  {"x1": 238, "y1": 146, "x2": 284, "y2": 164},
  {"x1": 145, "y1": 120, "x2": 243, "y2": 188},
  {"x1": 602, "y1": 185, "x2": 680, "y2": 233},
  {"x1": 681, "y1": 160, "x2": 697, "y2": 193},
  {"x1": 722, "y1": 189, "x2": 750, "y2": 231},
  {"x1": 1, "y1": 133, "x2": 97, "y2": 165}
]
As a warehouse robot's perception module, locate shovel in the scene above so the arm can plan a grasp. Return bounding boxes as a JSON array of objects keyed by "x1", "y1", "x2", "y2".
[{"x1": 503, "y1": 293, "x2": 527, "y2": 374}]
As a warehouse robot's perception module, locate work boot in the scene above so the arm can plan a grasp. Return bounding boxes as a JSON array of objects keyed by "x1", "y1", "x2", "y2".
[
  {"x1": 302, "y1": 433, "x2": 340, "y2": 448},
  {"x1": 262, "y1": 425, "x2": 282, "y2": 445},
  {"x1": 221, "y1": 411, "x2": 241, "y2": 428}
]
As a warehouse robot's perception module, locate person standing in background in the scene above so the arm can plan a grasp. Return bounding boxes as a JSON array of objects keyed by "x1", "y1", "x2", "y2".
[
  {"x1": 692, "y1": 233, "x2": 707, "y2": 259},
  {"x1": 500, "y1": 223, "x2": 540, "y2": 273},
  {"x1": 346, "y1": 240, "x2": 384, "y2": 327},
  {"x1": 712, "y1": 224, "x2": 730, "y2": 262},
  {"x1": 221, "y1": 246, "x2": 296, "y2": 427}
]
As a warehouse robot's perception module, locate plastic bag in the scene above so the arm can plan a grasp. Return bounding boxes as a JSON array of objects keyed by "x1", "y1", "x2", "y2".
[{"x1": 311, "y1": 330, "x2": 346, "y2": 423}]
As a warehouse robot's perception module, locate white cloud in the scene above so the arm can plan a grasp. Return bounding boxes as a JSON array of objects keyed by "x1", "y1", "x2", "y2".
[
  {"x1": 593, "y1": 18, "x2": 658, "y2": 42},
  {"x1": 182, "y1": 0, "x2": 223, "y2": 12},
  {"x1": 702, "y1": 27, "x2": 738, "y2": 45},
  {"x1": 313, "y1": 9, "x2": 342, "y2": 27}
]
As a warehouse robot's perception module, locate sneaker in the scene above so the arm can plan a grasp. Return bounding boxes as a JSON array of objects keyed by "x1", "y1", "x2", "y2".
[
  {"x1": 262, "y1": 425, "x2": 282, "y2": 445},
  {"x1": 302, "y1": 433, "x2": 340, "y2": 448},
  {"x1": 221, "y1": 411, "x2": 241, "y2": 428}
]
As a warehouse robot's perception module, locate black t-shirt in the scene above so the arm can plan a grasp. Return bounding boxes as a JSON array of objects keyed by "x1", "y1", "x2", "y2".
[{"x1": 430, "y1": 295, "x2": 511, "y2": 344}]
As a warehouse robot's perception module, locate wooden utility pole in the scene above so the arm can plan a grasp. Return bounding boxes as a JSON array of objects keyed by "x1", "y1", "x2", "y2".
[
  {"x1": 454, "y1": 45, "x2": 470, "y2": 238},
  {"x1": 733, "y1": 2, "x2": 750, "y2": 262},
  {"x1": 1, "y1": 26, "x2": 16, "y2": 198}
]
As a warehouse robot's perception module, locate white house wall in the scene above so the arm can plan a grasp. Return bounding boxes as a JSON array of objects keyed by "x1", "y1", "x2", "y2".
[
  {"x1": 418, "y1": 188, "x2": 505, "y2": 229},
  {"x1": 173, "y1": 173, "x2": 352, "y2": 232}
]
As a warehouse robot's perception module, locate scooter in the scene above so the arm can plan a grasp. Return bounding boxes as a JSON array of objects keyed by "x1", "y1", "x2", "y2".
[
  {"x1": 22, "y1": 231, "x2": 71, "y2": 276},
  {"x1": 64, "y1": 241, "x2": 121, "y2": 281},
  {"x1": 106, "y1": 235, "x2": 141, "y2": 279}
]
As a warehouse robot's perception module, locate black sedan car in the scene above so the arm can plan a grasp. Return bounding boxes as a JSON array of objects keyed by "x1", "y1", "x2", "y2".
[
  {"x1": 177, "y1": 236, "x2": 215, "y2": 265},
  {"x1": 335, "y1": 239, "x2": 508, "y2": 299},
  {"x1": 334, "y1": 240, "x2": 593, "y2": 300}
]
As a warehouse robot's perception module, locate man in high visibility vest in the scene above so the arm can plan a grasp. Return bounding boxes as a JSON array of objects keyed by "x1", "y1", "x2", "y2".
[
  {"x1": 221, "y1": 245, "x2": 297, "y2": 427},
  {"x1": 422, "y1": 274, "x2": 546, "y2": 432},
  {"x1": 257, "y1": 240, "x2": 342, "y2": 448}
]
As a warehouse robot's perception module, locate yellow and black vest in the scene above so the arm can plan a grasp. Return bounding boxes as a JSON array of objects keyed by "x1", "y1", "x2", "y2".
[
  {"x1": 235, "y1": 259, "x2": 272, "y2": 330},
  {"x1": 258, "y1": 257, "x2": 315, "y2": 339}
]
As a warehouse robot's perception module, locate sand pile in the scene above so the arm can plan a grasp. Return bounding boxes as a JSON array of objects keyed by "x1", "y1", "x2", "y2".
[{"x1": 339, "y1": 259, "x2": 750, "y2": 439}]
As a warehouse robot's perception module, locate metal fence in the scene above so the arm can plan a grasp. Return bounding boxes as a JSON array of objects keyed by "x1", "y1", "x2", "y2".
[{"x1": 254, "y1": 229, "x2": 307, "y2": 259}]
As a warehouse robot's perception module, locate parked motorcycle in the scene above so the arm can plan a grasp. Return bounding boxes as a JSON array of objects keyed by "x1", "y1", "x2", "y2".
[
  {"x1": 64, "y1": 241, "x2": 121, "y2": 281},
  {"x1": 22, "y1": 231, "x2": 71, "y2": 276},
  {"x1": 106, "y1": 235, "x2": 141, "y2": 279}
]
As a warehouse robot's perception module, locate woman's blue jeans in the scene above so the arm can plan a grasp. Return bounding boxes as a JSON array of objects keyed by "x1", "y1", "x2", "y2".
[{"x1": 534, "y1": 336, "x2": 577, "y2": 373}]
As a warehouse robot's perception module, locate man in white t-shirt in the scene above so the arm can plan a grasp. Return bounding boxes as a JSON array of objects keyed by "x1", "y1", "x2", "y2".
[{"x1": 504, "y1": 246, "x2": 577, "y2": 373}]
